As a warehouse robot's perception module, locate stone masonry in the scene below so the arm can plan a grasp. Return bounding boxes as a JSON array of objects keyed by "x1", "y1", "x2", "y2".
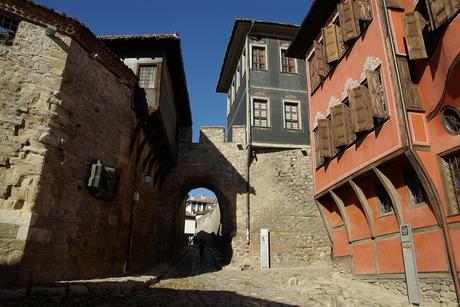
[
  {"x1": 0, "y1": 18, "x2": 157, "y2": 283},
  {"x1": 159, "y1": 126, "x2": 331, "y2": 268}
]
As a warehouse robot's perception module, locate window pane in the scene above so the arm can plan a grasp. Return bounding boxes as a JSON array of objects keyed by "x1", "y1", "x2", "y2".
[
  {"x1": 138, "y1": 65, "x2": 156, "y2": 89},
  {"x1": 252, "y1": 46, "x2": 266, "y2": 70}
]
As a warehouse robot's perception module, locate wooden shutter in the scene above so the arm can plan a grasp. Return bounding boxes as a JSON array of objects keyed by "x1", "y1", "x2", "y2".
[
  {"x1": 323, "y1": 24, "x2": 345, "y2": 63},
  {"x1": 396, "y1": 56, "x2": 423, "y2": 110},
  {"x1": 339, "y1": 1, "x2": 361, "y2": 42},
  {"x1": 331, "y1": 104, "x2": 354, "y2": 147},
  {"x1": 403, "y1": 12, "x2": 428, "y2": 60},
  {"x1": 425, "y1": 0, "x2": 454, "y2": 29},
  {"x1": 318, "y1": 118, "x2": 334, "y2": 158},
  {"x1": 314, "y1": 41, "x2": 328, "y2": 77},
  {"x1": 349, "y1": 85, "x2": 374, "y2": 132},
  {"x1": 314, "y1": 128, "x2": 324, "y2": 167},
  {"x1": 366, "y1": 70, "x2": 386, "y2": 118},
  {"x1": 309, "y1": 56, "x2": 322, "y2": 92},
  {"x1": 355, "y1": 0, "x2": 373, "y2": 21}
]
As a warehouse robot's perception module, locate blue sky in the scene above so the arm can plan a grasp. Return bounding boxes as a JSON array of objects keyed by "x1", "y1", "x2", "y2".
[{"x1": 36, "y1": 0, "x2": 311, "y2": 197}]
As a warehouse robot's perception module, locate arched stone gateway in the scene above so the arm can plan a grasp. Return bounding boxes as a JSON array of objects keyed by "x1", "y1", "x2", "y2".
[{"x1": 154, "y1": 126, "x2": 331, "y2": 268}]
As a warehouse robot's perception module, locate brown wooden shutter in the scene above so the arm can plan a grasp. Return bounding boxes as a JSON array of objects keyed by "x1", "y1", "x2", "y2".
[
  {"x1": 366, "y1": 70, "x2": 386, "y2": 118},
  {"x1": 339, "y1": 1, "x2": 361, "y2": 42},
  {"x1": 349, "y1": 85, "x2": 374, "y2": 132},
  {"x1": 314, "y1": 128, "x2": 324, "y2": 167},
  {"x1": 425, "y1": 0, "x2": 454, "y2": 29},
  {"x1": 323, "y1": 24, "x2": 345, "y2": 63},
  {"x1": 396, "y1": 56, "x2": 423, "y2": 110},
  {"x1": 318, "y1": 118, "x2": 334, "y2": 158},
  {"x1": 331, "y1": 104, "x2": 354, "y2": 147},
  {"x1": 355, "y1": 0, "x2": 373, "y2": 21},
  {"x1": 314, "y1": 41, "x2": 328, "y2": 77},
  {"x1": 403, "y1": 12, "x2": 428, "y2": 60},
  {"x1": 309, "y1": 56, "x2": 321, "y2": 91}
]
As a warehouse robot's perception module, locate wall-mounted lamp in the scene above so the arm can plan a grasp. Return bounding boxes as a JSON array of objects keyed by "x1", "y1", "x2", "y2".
[
  {"x1": 45, "y1": 25, "x2": 57, "y2": 37},
  {"x1": 89, "y1": 52, "x2": 100, "y2": 60}
]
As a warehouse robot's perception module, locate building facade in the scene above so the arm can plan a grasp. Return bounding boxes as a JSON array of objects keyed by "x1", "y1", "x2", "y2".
[
  {"x1": 0, "y1": 0, "x2": 191, "y2": 283},
  {"x1": 288, "y1": 0, "x2": 459, "y2": 303},
  {"x1": 217, "y1": 19, "x2": 309, "y2": 148}
]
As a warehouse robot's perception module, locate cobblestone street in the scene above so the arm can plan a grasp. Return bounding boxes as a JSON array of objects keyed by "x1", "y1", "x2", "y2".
[{"x1": 1, "y1": 246, "x2": 424, "y2": 306}]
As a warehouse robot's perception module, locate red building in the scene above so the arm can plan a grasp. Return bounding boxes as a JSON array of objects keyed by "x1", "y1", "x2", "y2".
[{"x1": 288, "y1": 0, "x2": 460, "y2": 303}]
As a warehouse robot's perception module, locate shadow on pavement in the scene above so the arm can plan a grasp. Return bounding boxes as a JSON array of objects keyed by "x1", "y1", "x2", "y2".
[
  {"x1": 12, "y1": 288, "x2": 299, "y2": 307},
  {"x1": 163, "y1": 231, "x2": 229, "y2": 280}
]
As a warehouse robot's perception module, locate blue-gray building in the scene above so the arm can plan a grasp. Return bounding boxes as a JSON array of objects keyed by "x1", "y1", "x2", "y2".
[{"x1": 217, "y1": 19, "x2": 309, "y2": 148}]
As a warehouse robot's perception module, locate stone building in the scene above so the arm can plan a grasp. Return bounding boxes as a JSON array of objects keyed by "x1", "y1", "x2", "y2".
[
  {"x1": 0, "y1": 0, "x2": 191, "y2": 283},
  {"x1": 288, "y1": 0, "x2": 460, "y2": 304},
  {"x1": 210, "y1": 19, "x2": 329, "y2": 267},
  {"x1": 217, "y1": 19, "x2": 309, "y2": 148}
]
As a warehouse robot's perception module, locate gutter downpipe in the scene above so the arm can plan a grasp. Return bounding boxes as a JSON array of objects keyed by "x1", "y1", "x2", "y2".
[
  {"x1": 381, "y1": 0, "x2": 460, "y2": 302},
  {"x1": 245, "y1": 21, "x2": 255, "y2": 245}
]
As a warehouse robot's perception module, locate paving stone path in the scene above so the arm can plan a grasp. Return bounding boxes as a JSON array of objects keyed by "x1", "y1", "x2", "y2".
[{"x1": 0, "y1": 246, "x2": 432, "y2": 306}]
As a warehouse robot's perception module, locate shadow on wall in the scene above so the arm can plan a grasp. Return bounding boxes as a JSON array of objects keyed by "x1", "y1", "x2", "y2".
[{"x1": 153, "y1": 129, "x2": 251, "y2": 267}]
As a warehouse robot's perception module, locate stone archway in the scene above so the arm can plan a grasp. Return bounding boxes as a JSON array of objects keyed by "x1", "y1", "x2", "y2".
[
  {"x1": 156, "y1": 126, "x2": 248, "y2": 263},
  {"x1": 149, "y1": 125, "x2": 331, "y2": 269}
]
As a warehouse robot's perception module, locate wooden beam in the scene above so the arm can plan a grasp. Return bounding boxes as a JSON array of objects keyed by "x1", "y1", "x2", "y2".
[
  {"x1": 330, "y1": 190, "x2": 352, "y2": 243},
  {"x1": 315, "y1": 200, "x2": 333, "y2": 243},
  {"x1": 373, "y1": 167, "x2": 405, "y2": 225},
  {"x1": 349, "y1": 179, "x2": 376, "y2": 238}
]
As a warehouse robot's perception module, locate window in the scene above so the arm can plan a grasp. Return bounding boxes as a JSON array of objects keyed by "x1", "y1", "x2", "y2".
[
  {"x1": 252, "y1": 46, "x2": 266, "y2": 70},
  {"x1": 375, "y1": 181, "x2": 393, "y2": 215},
  {"x1": 442, "y1": 151, "x2": 460, "y2": 215},
  {"x1": 253, "y1": 98, "x2": 269, "y2": 127},
  {"x1": 138, "y1": 65, "x2": 156, "y2": 89},
  {"x1": 284, "y1": 101, "x2": 300, "y2": 129},
  {"x1": 0, "y1": 13, "x2": 19, "y2": 46},
  {"x1": 405, "y1": 169, "x2": 425, "y2": 206},
  {"x1": 281, "y1": 49, "x2": 296, "y2": 73},
  {"x1": 441, "y1": 106, "x2": 460, "y2": 135}
]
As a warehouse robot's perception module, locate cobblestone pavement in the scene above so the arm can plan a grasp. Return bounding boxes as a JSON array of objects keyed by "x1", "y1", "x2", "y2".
[
  {"x1": 13, "y1": 244, "x2": 459, "y2": 307},
  {"x1": 2, "y1": 246, "x2": 421, "y2": 306}
]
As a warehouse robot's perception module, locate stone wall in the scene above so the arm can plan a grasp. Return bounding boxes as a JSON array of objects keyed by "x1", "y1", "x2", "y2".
[
  {"x1": 242, "y1": 147, "x2": 331, "y2": 268},
  {"x1": 159, "y1": 126, "x2": 331, "y2": 268},
  {"x1": 368, "y1": 275, "x2": 457, "y2": 305},
  {"x1": 0, "y1": 20, "x2": 157, "y2": 283},
  {"x1": 0, "y1": 21, "x2": 72, "y2": 282}
]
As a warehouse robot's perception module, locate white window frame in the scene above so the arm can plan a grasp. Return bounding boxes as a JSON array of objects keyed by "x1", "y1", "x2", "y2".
[
  {"x1": 250, "y1": 43, "x2": 268, "y2": 71},
  {"x1": 279, "y1": 47, "x2": 298, "y2": 74},
  {"x1": 251, "y1": 96, "x2": 271, "y2": 128},
  {"x1": 282, "y1": 100, "x2": 302, "y2": 130}
]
